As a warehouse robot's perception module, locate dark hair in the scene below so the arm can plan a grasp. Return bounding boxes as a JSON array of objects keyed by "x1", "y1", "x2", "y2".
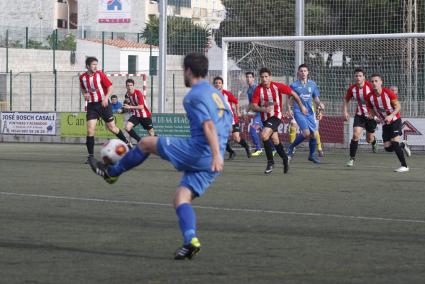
[
  {"x1": 85, "y1": 57, "x2": 98, "y2": 67},
  {"x1": 298, "y1": 64, "x2": 308, "y2": 70},
  {"x1": 354, "y1": 68, "x2": 364, "y2": 75},
  {"x1": 259, "y1": 67, "x2": 271, "y2": 76},
  {"x1": 370, "y1": 73, "x2": 381, "y2": 79},
  {"x1": 111, "y1": 95, "x2": 118, "y2": 99},
  {"x1": 126, "y1": 79, "x2": 135, "y2": 85},
  {"x1": 213, "y1": 76, "x2": 223, "y2": 84},
  {"x1": 245, "y1": 71, "x2": 255, "y2": 77},
  {"x1": 183, "y1": 53, "x2": 208, "y2": 77}
]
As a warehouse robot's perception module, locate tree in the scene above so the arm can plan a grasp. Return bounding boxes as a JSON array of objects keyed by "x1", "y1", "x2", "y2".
[{"x1": 142, "y1": 16, "x2": 211, "y2": 55}]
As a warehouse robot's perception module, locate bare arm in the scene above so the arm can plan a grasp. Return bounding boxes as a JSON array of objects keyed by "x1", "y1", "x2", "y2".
[
  {"x1": 203, "y1": 120, "x2": 223, "y2": 172},
  {"x1": 251, "y1": 103, "x2": 269, "y2": 113},
  {"x1": 101, "y1": 86, "x2": 113, "y2": 107},
  {"x1": 385, "y1": 100, "x2": 401, "y2": 124},
  {"x1": 343, "y1": 99, "x2": 350, "y2": 121}
]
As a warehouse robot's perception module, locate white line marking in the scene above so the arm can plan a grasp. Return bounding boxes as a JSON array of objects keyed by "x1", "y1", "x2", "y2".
[{"x1": 1, "y1": 191, "x2": 424, "y2": 224}]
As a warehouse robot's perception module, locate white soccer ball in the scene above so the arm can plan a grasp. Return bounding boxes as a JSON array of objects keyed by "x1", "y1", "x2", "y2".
[{"x1": 100, "y1": 139, "x2": 129, "y2": 165}]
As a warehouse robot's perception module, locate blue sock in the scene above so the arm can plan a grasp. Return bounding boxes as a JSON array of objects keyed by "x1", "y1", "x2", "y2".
[
  {"x1": 309, "y1": 138, "x2": 317, "y2": 156},
  {"x1": 176, "y1": 203, "x2": 197, "y2": 245},
  {"x1": 108, "y1": 146, "x2": 149, "y2": 177},
  {"x1": 249, "y1": 126, "x2": 261, "y2": 151},
  {"x1": 292, "y1": 134, "x2": 305, "y2": 148}
]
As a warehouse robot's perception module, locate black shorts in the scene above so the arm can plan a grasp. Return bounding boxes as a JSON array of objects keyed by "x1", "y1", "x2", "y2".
[
  {"x1": 128, "y1": 116, "x2": 153, "y2": 131},
  {"x1": 353, "y1": 114, "x2": 377, "y2": 133},
  {"x1": 86, "y1": 102, "x2": 114, "y2": 122},
  {"x1": 382, "y1": 118, "x2": 402, "y2": 142},
  {"x1": 232, "y1": 124, "x2": 240, "y2": 133},
  {"x1": 262, "y1": 116, "x2": 282, "y2": 132}
]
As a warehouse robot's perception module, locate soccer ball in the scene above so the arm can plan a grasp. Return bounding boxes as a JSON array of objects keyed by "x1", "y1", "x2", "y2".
[{"x1": 100, "y1": 139, "x2": 129, "y2": 165}]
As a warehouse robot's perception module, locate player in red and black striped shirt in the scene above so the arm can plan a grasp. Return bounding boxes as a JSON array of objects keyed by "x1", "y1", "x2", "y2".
[
  {"x1": 251, "y1": 67, "x2": 307, "y2": 174},
  {"x1": 343, "y1": 68, "x2": 378, "y2": 166},
  {"x1": 213, "y1": 76, "x2": 251, "y2": 159},
  {"x1": 123, "y1": 79, "x2": 155, "y2": 142},
  {"x1": 367, "y1": 74, "x2": 411, "y2": 172},
  {"x1": 79, "y1": 57, "x2": 130, "y2": 162}
]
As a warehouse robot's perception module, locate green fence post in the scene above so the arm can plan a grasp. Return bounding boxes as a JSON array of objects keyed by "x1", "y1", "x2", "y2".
[
  {"x1": 5, "y1": 29, "x2": 8, "y2": 73},
  {"x1": 173, "y1": 73, "x2": 175, "y2": 114},
  {"x1": 29, "y1": 73, "x2": 32, "y2": 111},
  {"x1": 9, "y1": 70, "x2": 12, "y2": 111},
  {"x1": 54, "y1": 69, "x2": 57, "y2": 111},
  {"x1": 25, "y1": 27, "x2": 29, "y2": 49},
  {"x1": 52, "y1": 30, "x2": 57, "y2": 73},
  {"x1": 102, "y1": 31, "x2": 105, "y2": 72}
]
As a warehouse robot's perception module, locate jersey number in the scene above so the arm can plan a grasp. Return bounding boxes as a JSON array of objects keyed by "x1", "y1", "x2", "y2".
[{"x1": 212, "y1": 93, "x2": 224, "y2": 117}]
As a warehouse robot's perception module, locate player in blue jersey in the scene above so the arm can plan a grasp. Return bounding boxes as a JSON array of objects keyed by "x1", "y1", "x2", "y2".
[
  {"x1": 287, "y1": 64, "x2": 325, "y2": 164},
  {"x1": 88, "y1": 53, "x2": 232, "y2": 260},
  {"x1": 245, "y1": 71, "x2": 263, "y2": 156}
]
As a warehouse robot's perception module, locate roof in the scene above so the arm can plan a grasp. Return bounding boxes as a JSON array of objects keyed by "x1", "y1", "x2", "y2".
[{"x1": 84, "y1": 39, "x2": 158, "y2": 49}]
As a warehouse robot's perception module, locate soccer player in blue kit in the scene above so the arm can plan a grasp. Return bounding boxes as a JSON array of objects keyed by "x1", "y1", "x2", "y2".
[
  {"x1": 88, "y1": 53, "x2": 232, "y2": 260},
  {"x1": 245, "y1": 71, "x2": 263, "y2": 156},
  {"x1": 287, "y1": 64, "x2": 325, "y2": 164}
]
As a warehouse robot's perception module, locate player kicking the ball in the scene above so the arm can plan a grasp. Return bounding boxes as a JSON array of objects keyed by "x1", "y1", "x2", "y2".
[
  {"x1": 366, "y1": 74, "x2": 411, "y2": 172},
  {"x1": 88, "y1": 53, "x2": 233, "y2": 259}
]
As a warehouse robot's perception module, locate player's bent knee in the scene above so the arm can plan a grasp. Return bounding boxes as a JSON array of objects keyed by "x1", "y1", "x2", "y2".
[
  {"x1": 139, "y1": 136, "x2": 159, "y2": 154},
  {"x1": 173, "y1": 187, "x2": 194, "y2": 208},
  {"x1": 385, "y1": 146, "x2": 393, "y2": 152}
]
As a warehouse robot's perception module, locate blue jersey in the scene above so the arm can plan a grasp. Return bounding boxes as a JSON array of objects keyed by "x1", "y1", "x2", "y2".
[
  {"x1": 111, "y1": 101, "x2": 123, "y2": 113},
  {"x1": 183, "y1": 80, "x2": 232, "y2": 150},
  {"x1": 246, "y1": 83, "x2": 257, "y2": 102},
  {"x1": 290, "y1": 79, "x2": 320, "y2": 115}
]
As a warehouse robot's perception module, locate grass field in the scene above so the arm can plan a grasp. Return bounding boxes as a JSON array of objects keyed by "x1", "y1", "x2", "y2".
[{"x1": 0, "y1": 143, "x2": 424, "y2": 283}]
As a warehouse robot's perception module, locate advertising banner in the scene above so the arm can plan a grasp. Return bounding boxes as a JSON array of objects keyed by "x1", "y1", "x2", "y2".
[
  {"x1": 61, "y1": 113, "x2": 124, "y2": 138},
  {"x1": 98, "y1": 0, "x2": 131, "y2": 23},
  {"x1": 1, "y1": 112, "x2": 56, "y2": 135}
]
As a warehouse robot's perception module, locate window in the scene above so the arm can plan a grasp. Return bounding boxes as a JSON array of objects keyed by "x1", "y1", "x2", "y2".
[
  {"x1": 57, "y1": 19, "x2": 67, "y2": 29},
  {"x1": 128, "y1": 55, "x2": 138, "y2": 74}
]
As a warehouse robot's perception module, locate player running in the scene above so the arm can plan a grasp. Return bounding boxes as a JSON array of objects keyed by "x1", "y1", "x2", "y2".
[
  {"x1": 213, "y1": 76, "x2": 251, "y2": 159},
  {"x1": 245, "y1": 71, "x2": 263, "y2": 156},
  {"x1": 287, "y1": 98, "x2": 324, "y2": 157},
  {"x1": 123, "y1": 79, "x2": 155, "y2": 143},
  {"x1": 80, "y1": 57, "x2": 130, "y2": 163},
  {"x1": 88, "y1": 53, "x2": 233, "y2": 259},
  {"x1": 287, "y1": 64, "x2": 325, "y2": 164},
  {"x1": 251, "y1": 67, "x2": 307, "y2": 174},
  {"x1": 343, "y1": 68, "x2": 378, "y2": 167},
  {"x1": 366, "y1": 74, "x2": 411, "y2": 172}
]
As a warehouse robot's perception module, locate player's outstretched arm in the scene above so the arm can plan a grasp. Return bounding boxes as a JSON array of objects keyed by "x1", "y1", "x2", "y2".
[{"x1": 203, "y1": 120, "x2": 223, "y2": 172}]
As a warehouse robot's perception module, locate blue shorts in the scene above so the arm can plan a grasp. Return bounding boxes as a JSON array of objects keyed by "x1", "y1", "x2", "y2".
[
  {"x1": 294, "y1": 111, "x2": 317, "y2": 132},
  {"x1": 250, "y1": 113, "x2": 263, "y2": 128},
  {"x1": 156, "y1": 137, "x2": 221, "y2": 197}
]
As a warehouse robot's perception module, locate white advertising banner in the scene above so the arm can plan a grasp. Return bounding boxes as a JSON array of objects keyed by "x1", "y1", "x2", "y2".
[
  {"x1": 349, "y1": 117, "x2": 425, "y2": 146},
  {"x1": 1, "y1": 112, "x2": 56, "y2": 135},
  {"x1": 98, "y1": 0, "x2": 131, "y2": 23}
]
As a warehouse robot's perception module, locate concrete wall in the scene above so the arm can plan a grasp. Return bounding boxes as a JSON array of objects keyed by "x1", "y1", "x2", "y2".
[
  {"x1": 0, "y1": 48, "x2": 80, "y2": 73},
  {"x1": 0, "y1": 0, "x2": 55, "y2": 30}
]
